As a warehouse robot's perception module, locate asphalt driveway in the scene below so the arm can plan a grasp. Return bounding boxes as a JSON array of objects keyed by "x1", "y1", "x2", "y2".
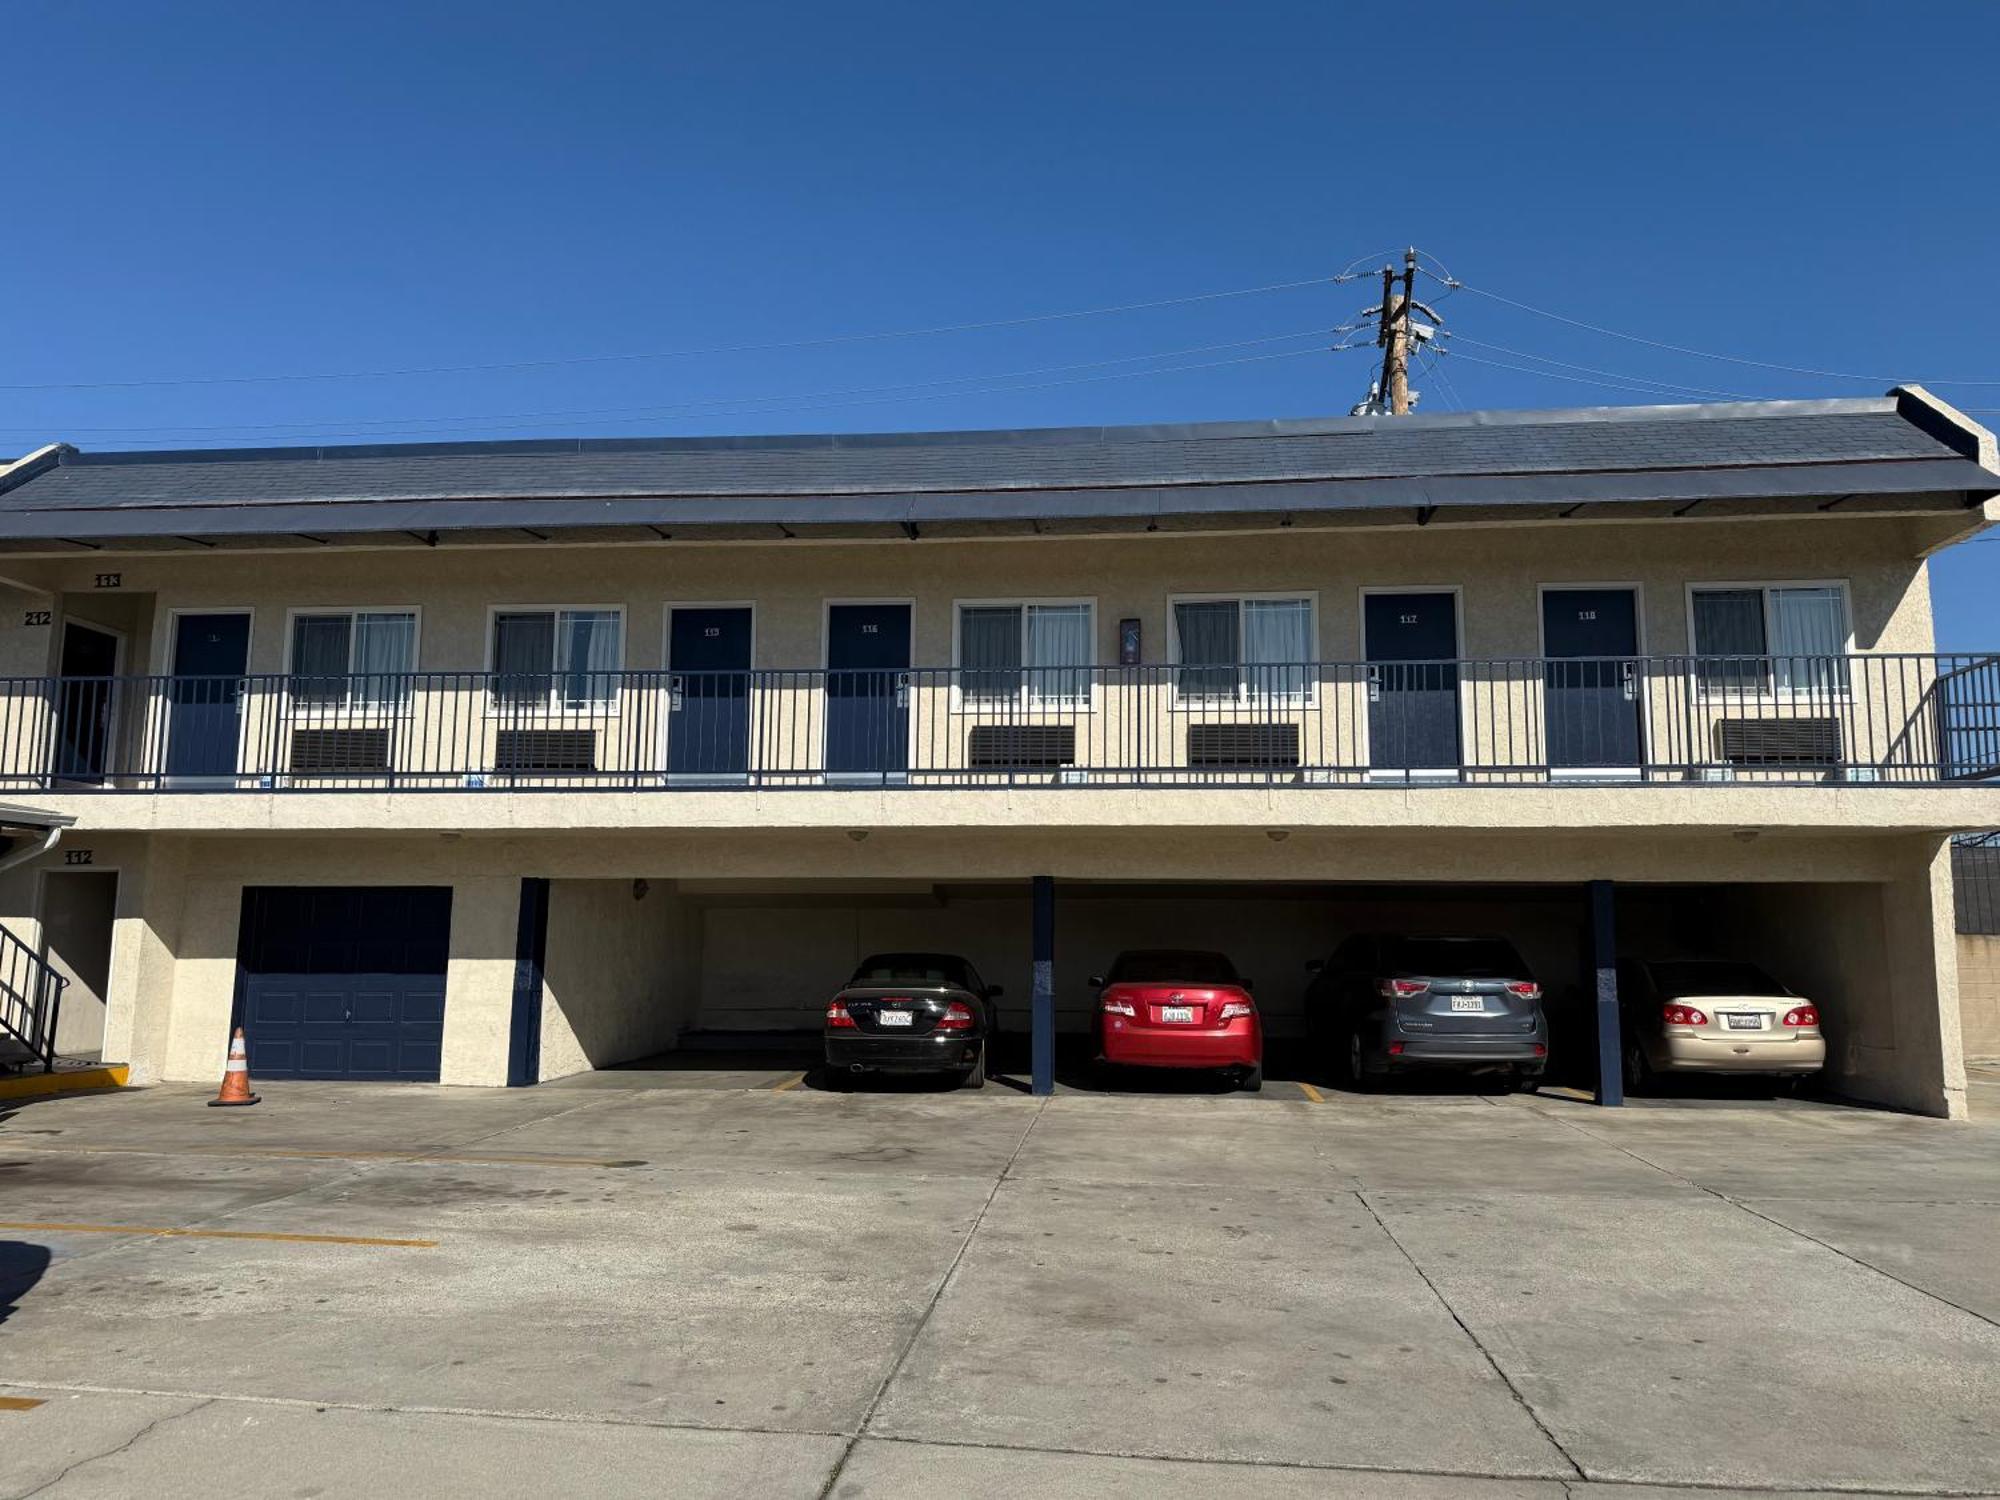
[{"x1": 1, "y1": 1079, "x2": 1996, "y2": 1498}]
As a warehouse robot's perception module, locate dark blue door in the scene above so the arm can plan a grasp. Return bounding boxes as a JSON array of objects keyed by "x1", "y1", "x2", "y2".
[
  {"x1": 168, "y1": 613, "x2": 250, "y2": 780},
  {"x1": 1365, "y1": 593, "x2": 1461, "y2": 773},
  {"x1": 826, "y1": 604, "x2": 911, "y2": 777},
  {"x1": 668, "y1": 607, "x2": 753, "y2": 778},
  {"x1": 1542, "y1": 588, "x2": 1643, "y2": 769},
  {"x1": 234, "y1": 886, "x2": 451, "y2": 1081}
]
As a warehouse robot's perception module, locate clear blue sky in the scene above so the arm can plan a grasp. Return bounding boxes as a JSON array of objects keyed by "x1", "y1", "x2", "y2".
[{"x1": 3, "y1": 1, "x2": 1995, "y2": 644}]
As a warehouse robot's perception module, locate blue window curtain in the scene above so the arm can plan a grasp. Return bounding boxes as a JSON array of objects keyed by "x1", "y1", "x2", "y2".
[
  {"x1": 493, "y1": 612, "x2": 555, "y2": 710},
  {"x1": 289, "y1": 615, "x2": 351, "y2": 708},
  {"x1": 1175, "y1": 601, "x2": 1240, "y2": 698},
  {"x1": 1691, "y1": 589, "x2": 1768, "y2": 692},
  {"x1": 960, "y1": 606, "x2": 1022, "y2": 702}
]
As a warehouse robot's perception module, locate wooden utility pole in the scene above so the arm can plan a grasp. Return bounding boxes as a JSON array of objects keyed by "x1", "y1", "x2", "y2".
[{"x1": 1376, "y1": 247, "x2": 1418, "y2": 416}]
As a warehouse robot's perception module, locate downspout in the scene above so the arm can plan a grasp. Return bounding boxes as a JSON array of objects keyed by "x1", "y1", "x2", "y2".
[{"x1": 0, "y1": 824, "x2": 65, "y2": 876}]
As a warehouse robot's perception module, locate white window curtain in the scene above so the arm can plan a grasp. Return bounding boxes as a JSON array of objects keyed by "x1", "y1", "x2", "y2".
[
  {"x1": 560, "y1": 610, "x2": 622, "y2": 709},
  {"x1": 1025, "y1": 604, "x2": 1092, "y2": 703},
  {"x1": 290, "y1": 612, "x2": 414, "y2": 708},
  {"x1": 1770, "y1": 586, "x2": 1848, "y2": 694},
  {"x1": 351, "y1": 612, "x2": 416, "y2": 707},
  {"x1": 1242, "y1": 597, "x2": 1311, "y2": 700}
]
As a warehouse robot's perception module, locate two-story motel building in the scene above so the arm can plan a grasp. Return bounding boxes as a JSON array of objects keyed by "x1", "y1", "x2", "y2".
[{"x1": 0, "y1": 388, "x2": 1995, "y2": 1115}]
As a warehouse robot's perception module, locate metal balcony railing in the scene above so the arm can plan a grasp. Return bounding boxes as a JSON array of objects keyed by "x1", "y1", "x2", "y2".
[{"x1": 2, "y1": 653, "x2": 1997, "y2": 793}]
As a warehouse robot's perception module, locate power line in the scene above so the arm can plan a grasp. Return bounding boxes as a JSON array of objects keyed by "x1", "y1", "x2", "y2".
[
  {"x1": 1444, "y1": 277, "x2": 2000, "y2": 388},
  {"x1": 1446, "y1": 349, "x2": 1763, "y2": 402},
  {"x1": 1, "y1": 327, "x2": 1337, "y2": 439},
  {"x1": 0, "y1": 274, "x2": 1339, "y2": 394},
  {"x1": 1448, "y1": 336, "x2": 1758, "y2": 401},
  {"x1": 63, "y1": 344, "x2": 1343, "y2": 448}
]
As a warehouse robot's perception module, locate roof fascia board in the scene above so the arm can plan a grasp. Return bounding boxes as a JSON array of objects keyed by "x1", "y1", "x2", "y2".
[{"x1": 0, "y1": 459, "x2": 1985, "y2": 548}]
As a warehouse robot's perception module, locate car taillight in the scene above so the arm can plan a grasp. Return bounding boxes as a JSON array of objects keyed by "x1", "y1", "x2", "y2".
[
  {"x1": 936, "y1": 1001, "x2": 977, "y2": 1032},
  {"x1": 826, "y1": 1000, "x2": 857, "y2": 1029},
  {"x1": 1101, "y1": 997, "x2": 1136, "y2": 1018},
  {"x1": 1379, "y1": 979, "x2": 1428, "y2": 998},
  {"x1": 1782, "y1": 1005, "x2": 1819, "y2": 1028},
  {"x1": 1218, "y1": 1000, "x2": 1254, "y2": 1021},
  {"x1": 1505, "y1": 981, "x2": 1541, "y2": 1000},
  {"x1": 1662, "y1": 1004, "x2": 1708, "y2": 1027}
]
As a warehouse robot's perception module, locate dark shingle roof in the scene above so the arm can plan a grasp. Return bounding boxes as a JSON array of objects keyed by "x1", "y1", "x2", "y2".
[{"x1": 0, "y1": 392, "x2": 1992, "y2": 547}]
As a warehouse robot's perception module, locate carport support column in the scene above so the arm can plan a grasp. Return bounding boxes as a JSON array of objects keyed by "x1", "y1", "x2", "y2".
[
  {"x1": 1031, "y1": 875, "x2": 1055, "y2": 1096},
  {"x1": 507, "y1": 878, "x2": 550, "y2": 1088},
  {"x1": 1591, "y1": 879, "x2": 1623, "y2": 1107}
]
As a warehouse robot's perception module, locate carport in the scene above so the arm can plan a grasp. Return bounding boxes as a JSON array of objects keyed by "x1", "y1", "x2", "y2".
[{"x1": 514, "y1": 862, "x2": 1951, "y2": 1114}]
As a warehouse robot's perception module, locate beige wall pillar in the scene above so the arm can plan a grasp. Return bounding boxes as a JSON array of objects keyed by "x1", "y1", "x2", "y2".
[
  {"x1": 440, "y1": 874, "x2": 521, "y2": 1087},
  {"x1": 1721, "y1": 838, "x2": 1966, "y2": 1119},
  {"x1": 1958, "y1": 935, "x2": 2000, "y2": 1060},
  {"x1": 538, "y1": 877, "x2": 698, "y2": 1080}
]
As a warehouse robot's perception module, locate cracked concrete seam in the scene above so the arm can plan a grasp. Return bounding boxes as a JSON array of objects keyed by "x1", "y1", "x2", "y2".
[
  {"x1": 813, "y1": 1094, "x2": 1049, "y2": 1500},
  {"x1": 11, "y1": 1397, "x2": 215, "y2": 1500}
]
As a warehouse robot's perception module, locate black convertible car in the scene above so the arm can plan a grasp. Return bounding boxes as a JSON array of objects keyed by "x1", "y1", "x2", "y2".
[{"x1": 823, "y1": 951, "x2": 1001, "y2": 1088}]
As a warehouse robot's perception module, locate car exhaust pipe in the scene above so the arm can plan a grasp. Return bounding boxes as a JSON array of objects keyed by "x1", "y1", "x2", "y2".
[{"x1": 850, "y1": 1063, "x2": 866, "y2": 1073}]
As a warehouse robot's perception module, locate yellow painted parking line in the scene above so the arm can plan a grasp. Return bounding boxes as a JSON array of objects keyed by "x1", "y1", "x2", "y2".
[
  {"x1": 0, "y1": 1397, "x2": 45, "y2": 1412},
  {"x1": 770, "y1": 1072, "x2": 807, "y2": 1093},
  {"x1": 0, "y1": 1144, "x2": 638, "y2": 1170},
  {"x1": 0, "y1": 1220, "x2": 435, "y2": 1249},
  {"x1": 1295, "y1": 1081, "x2": 1325, "y2": 1103}
]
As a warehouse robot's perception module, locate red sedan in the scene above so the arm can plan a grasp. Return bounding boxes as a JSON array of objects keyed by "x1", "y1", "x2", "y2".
[{"x1": 1092, "y1": 949, "x2": 1263, "y2": 1091}]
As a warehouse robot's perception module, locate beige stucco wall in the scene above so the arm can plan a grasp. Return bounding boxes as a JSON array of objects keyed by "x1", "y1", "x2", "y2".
[
  {"x1": 1714, "y1": 838, "x2": 1965, "y2": 1118},
  {"x1": 540, "y1": 878, "x2": 697, "y2": 1079},
  {"x1": 1958, "y1": 934, "x2": 2000, "y2": 1060},
  {"x1": 0, "y1": 510, "x2": 1946, "y2": 676}
]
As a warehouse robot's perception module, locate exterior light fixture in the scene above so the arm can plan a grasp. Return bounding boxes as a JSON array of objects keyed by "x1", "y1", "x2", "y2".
[{"x1": 846, "y1": 829, "x2": 870, "y2": 843}]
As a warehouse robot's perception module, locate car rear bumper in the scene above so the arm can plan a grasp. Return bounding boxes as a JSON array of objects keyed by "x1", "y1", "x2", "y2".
[
  {"x1": 1385, "y1": 1036, "x2": 1548, "y2": 1068},
  {"x1": 1101, "y1": 1025, "x2": 1260, "y2": 1071},
  {"x1": 826, "y1": 1034, "x2": 983, "y2": 1073},
  {"x1": 1655, "y1": 1032, "x2": 1825, "y2": 1074}
]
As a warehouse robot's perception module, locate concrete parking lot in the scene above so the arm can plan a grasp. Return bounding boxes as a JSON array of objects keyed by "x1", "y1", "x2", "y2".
[{"x1": 2, "y1": 1077, "x2": 1997, "y2": 1499}]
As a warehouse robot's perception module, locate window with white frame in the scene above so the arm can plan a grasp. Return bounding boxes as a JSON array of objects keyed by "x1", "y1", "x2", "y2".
[
  {"x1": 1172, "y1": 595, "x2": 1313, "y2": 700},
  {"x1": 957, "y1": 602, "x2": 1094, "y2": 705},
  {"x1": 289, "y1": 611, "x2": 417, "y2": 708},
  {"x1": 1690, "y1": 584, "x2": 1849, "y2": 693},
  {"x1": 491, "y1": 609, "x2": 622, "y2": 710}
]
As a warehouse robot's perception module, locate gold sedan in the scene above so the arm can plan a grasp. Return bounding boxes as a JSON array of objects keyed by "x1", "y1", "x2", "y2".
[{"x1": 1618, "y1": 959, "x2": 1825, "y2": 1093}]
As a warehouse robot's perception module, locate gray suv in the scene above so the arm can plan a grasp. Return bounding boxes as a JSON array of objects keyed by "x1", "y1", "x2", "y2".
[{"x1": 1305, "y1": 934, "x2": 1549, "y2": 1091}]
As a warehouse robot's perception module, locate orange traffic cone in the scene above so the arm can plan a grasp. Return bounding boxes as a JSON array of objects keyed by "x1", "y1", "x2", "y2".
[{"x1": 208, "y1": 1027, "x2": 260, "y2": 1107}]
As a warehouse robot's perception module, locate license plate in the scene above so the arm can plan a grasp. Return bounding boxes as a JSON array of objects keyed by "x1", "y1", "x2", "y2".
[
  {"x1": 1160, "y1": 1005, "x2": 1196, "y2": 1024},
  {"x1": 1724, "y1": 1013, "x2": 1764, "y2": 1030},
  {"x1": 1449, "y1": 996, "x2": 1484, "y2": 1012},
  {"x1": 877, "y1": 1010, "x2": 914, "y2": 1028}
]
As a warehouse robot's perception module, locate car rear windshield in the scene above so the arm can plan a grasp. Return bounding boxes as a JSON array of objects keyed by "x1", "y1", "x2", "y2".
[
  {"x1": 1384, "y1": 938, "x2": 1527, "y2": 979},
  {"x1": 1646, "y1": 961, "x2": 1786, "y2": 998},
  {"x1": 1108, "y1": 950, "x2": 1239, "y2": 984},
  {"x1": 848, "y1": 954, "x2": 971, "y2": 988}
]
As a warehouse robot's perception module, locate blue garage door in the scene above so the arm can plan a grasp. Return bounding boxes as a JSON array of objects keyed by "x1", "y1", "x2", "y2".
[{"x1": 234, "y1": 886, "x2": 452, "y2": 1080}]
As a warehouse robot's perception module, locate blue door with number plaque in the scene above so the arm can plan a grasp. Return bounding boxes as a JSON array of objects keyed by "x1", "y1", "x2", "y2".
[
  {"x1": 1542, "y1": 588, "x2": 1643, "y2": 770},
  {"x1": 826, "y1": 604, "x2": 910, "y2": 777},
  {"x1": 668, "y1": 607, "x2": 753, "y2": 778},
  {"x1": 167, "y1": 612, "x2": 250, "y2": 780},
  {"x1": 233, "y1": 886, "x2": 450, "y2": 1081},
  {"x1": 1364, "y1": 592, "x2": 1461, "y2": 773}
]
